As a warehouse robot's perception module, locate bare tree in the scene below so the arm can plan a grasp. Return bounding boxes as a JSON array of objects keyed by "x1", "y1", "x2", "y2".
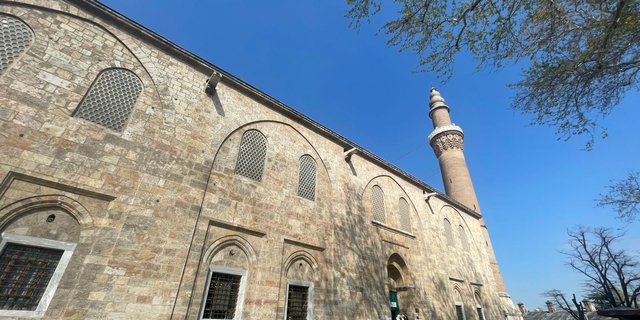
[
  {"x1": 544, "y1": 290, "x2": 586, "y2": 320},
  {"x1": 598, "y1": 172, "x2": 640, "y2": 223},
  {"x1": 346, "y1": 0, "x2": 640, "y2": 149},
  {"x1": 564, "y1": 227, "x2": 639, "y2": 309}
]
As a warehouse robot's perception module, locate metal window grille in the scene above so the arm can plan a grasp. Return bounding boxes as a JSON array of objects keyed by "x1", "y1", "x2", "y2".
[
  {"x1": 372, "y1": 186, "x2": 385, "y2": 222},
  {"x1": 74, "y1": 68, "x2": 142, "y2": 132},
  {"x1": 286, "y1": 285, "x2": 308, "y2": 320},
  {"x1": 0, "y1": 243, "x2": 63, "y2": 311},
  {"x1": 235, "y1": 130, "x2": 267, "y2": 181},
  {"x1": 0, "y1": 14, "x2": 33, "y2": 74},
  {"x1": 456, "y1": 304, "x2": 465, "y2": 320},
  {"x1": 297, "y1": 155, "x2": 316, "y2": 201},
  {"x1": 459, "y1": 225, "x2": 469, "y2": 251},
  {"x1": 399, "y1": 198, "x2": 411, "y2": 231},
  {"x1": 477, "y1": 307, "x2": 485, "y2": 320},
  {"x1": 444, "y1": 219, "x2": 454, "y2": 246},
  {"x1": 202, "y1": 272, "x2": 241, "y2": 320}
]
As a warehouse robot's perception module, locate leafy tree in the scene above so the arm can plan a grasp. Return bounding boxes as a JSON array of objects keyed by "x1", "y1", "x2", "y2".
[
  {"x1": 346, "y1": 0, "x2": 640, "y2": 148},
  {"x1": 598, "y1": 172, "x2": 640, "y2": 222}
]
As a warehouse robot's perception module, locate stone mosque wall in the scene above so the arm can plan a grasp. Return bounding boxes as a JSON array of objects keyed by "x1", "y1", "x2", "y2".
[{"x1": 0, "y1": 1, "x2": 520, "y2": 319}]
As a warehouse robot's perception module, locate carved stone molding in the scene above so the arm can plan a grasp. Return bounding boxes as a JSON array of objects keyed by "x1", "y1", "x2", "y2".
[{"x1": 430, "y1": 131, "x2": 464, "y2": 157}]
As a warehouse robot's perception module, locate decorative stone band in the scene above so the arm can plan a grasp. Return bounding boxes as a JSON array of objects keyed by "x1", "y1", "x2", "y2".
[
  {"x1": 428, "y1": 124, "x2": 464, "y2": 142},
  {"x1": 428, "y1": 125, "x2": 464, "y2": 157},
  {"x1": 428, "y1": 104, "x2": 450, "y2": 117}
]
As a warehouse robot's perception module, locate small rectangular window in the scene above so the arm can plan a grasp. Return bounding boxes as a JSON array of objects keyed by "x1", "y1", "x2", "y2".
[
  {"x1": 286, "y1": 285, "x2": 309, "y2": 320},
  {"x1": 455, "y1": 304, "x2": 465, "y2": 320},
  {"x1": 202, "y1": 272, "x2": 242, "y2": 319},
  {"x1": 477, "y1": 307, "x2": 485, "y2": 320},
  {"x1": 0, "y1": 243, "x2": 64, "y2": 311},
  {"x1": 0, "y1": 233, "x2": 75, "y2": 318}
]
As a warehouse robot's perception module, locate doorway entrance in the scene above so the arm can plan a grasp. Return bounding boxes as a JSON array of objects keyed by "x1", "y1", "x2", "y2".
[{"x1": 389, "y1": 290, "x2": 399, "y2": 319}]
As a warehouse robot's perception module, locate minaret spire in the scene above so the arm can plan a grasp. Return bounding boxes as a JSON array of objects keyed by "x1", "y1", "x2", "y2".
[
  {"x1": 427, "y1": 87, "x2": 480, "y2": 212},
  {"x1": 427, "y1": 87, "x2": 510, "y2": 295}
]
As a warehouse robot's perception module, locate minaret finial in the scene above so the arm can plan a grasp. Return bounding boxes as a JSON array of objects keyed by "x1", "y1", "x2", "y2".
[{"x1": 429, "y1": 87, "x2": 448, "y2": 110}]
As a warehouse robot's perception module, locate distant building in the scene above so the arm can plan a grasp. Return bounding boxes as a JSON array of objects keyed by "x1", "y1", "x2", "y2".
[
  {"x1": 0, "y1": 0, "x2": 521, "y2": 318},
  {"x1": 519, "y1": 301, "x2": 614, "y2": 320}
]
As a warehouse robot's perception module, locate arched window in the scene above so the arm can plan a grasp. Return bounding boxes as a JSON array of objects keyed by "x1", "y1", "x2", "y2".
[
  {"x1": 444, "y1": 218, "x2": 454, "y2": 246},
  {"x1": 235, "y1": 130, "x2": 267, "y2": 181},
  {"x1": 474, "y1": 292, "x2": 485, "y2": 320},
  {"x1": 459, "y1": 225, "x2": 469, "y2": 251},
  {"x1": 297, "y1": 155, "x2": 316, "y2": 201},
  {"x1": 0, "y1": 14, "x2": 34, "y2": 74},
  {"x1": 73, "y1": 68, "x2": 142, "y2": 131},
  {"x1": 399, "y1": 197, "x2": 411, "y2": 231},
  {"x1": 371, "y1": 185, "x2": 385, "y2": 222},
  {"x1": 454, "y1": 288, "x2": 466, "y2": 320}
]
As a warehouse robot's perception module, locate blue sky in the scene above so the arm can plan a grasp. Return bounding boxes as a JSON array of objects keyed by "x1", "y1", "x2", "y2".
[{"x1": 100, "y1": 0, "x2": 640, "y2": 309}]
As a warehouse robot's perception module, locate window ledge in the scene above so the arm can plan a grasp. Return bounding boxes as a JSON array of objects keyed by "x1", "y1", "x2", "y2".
[{"x1": 371, "y1": 220, "x2": 416, "y2": 239}]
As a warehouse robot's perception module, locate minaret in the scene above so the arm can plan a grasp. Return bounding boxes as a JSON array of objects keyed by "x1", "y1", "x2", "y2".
[
  {"x1": 427, "y1": 87, "x2": 480, "y2": 212},
  {"x1": 428, "y1": 88, "x2": 510, "y2": 295}
]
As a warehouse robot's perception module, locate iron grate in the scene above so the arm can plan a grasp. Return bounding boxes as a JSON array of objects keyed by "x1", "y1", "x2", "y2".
[
  {"x1": 477, "y1": 307, "x2": 485, "y2": 320},
  {"x1": 286, "y1": 285, "x2": 308, "y2": 320},
  {"x1": 456, "y1": 304, "x2": 465, "y2": 320},
  {"x1": 459, "y1": 225, "x2": 469, "y2": 251},
  {"x1": 0, "y1": 243, "x2": 63, "y2": 311},
  {"x1": 202, "y1": 272, "x2": 241, "y2": 320},
  {"x1": 399, "y1": 198, "x2": 411, "y2": 231},
  {"x1": 0, "y1": 14, "x2": 34, "y2": 74},
  {"x1": 74, "y1": 68, "x2": 142, "y2": 132},
  {"x1": 297, "y1": 155, "x2": 316, "y2": 201},
  {"x1": 235, "y1": 130, "x2": 267, "y2": 181},
  {"x1": 372, "y1": 185, "x2": 385, "y2": 223},
  {"x1": 444, "y1": 219, "x2": 454, "y2": 246}
]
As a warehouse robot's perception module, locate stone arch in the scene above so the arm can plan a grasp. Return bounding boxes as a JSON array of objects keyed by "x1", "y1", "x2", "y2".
[
  {"x1": 203, "y1": 234, "x2": 257, "y2": 265},
  {"x1": 0, "y1": 2, "x2": 165, "y2": 110},
  {"x1": 0, "y1": 194, "x2": 93, "y2": 231},
  {"x1": 452, "y1": 285, "x2": 464, "y2": 302},
  {"x1": 212, "y1": 120, "x2": 331, "y2": 184},
  {"x1": 284, "y1": 250, "x2": 318, "y2": 283},
  {"x1": 387, "y1": 253, "x2": 411, "y2": 289},
  {"x1": 441, "y1": 205, "x2": 476, "y2": 245},
  {"x1": 362, "y1": 175, "x2": 423, "y2": 232}
]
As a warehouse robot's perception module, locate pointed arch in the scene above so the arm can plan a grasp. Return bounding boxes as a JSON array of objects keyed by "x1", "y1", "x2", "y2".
[
  {"x1": 0, "y1": 194, "x2": 93, "y2": 230},
  {"x1": 284, "y1": 250, "x2": 319, "y2": 272},
  {"x1": 203, "y1": 235, "x2": 257, "y2": 264}
]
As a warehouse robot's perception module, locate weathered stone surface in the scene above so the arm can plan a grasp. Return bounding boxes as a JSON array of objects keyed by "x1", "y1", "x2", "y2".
[{"x1": 0, "y1": 1, "x2": 520, "y2": 319}]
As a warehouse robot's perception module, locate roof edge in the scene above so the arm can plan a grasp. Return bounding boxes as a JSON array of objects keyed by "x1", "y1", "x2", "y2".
[{"x1": 65, "y1": 0, "x2": 481, "y2": 219}]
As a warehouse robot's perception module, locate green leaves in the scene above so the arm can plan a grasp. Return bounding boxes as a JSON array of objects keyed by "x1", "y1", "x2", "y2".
[{"x1": 346, "y1": 0, "x2": 640, "y2": 148}]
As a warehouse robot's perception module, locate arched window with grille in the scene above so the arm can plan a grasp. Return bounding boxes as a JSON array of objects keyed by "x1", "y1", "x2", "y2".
[
  {"x1": 399, "y1": 197, "x2": 411, "y2": 231},
  {"x1": 234, "y1": 130, "x2": 267, "y2": 181},
  {"x1": 454, "y1": 288, "x2": 466, "y2": 320},
  {"x1": 371, "y1": 185, "x2": 385, "y2": 223},
  {"x1": 73, "y1": 68, "x2": 143, "y2": 132},
  {"x1": 474, "y1": 292, "x2": 485, "y2": 320},
  {"x1": 297, "y1": 155, "x2": 317, "y2": 201},
  {"x1": 444, "y1": 218, "x2": 454, "y2": 246},
  {"x1": 0, "y1": 14, "x2": 34, "y2": 74},
  {"x1": 459, "y1": 225, "x2": 470, "y2": 251}
]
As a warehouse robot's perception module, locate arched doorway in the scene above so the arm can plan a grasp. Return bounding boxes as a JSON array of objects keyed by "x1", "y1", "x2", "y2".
[{"x1": 387, "y1": 253, "x2": 411, "y2": 319}]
